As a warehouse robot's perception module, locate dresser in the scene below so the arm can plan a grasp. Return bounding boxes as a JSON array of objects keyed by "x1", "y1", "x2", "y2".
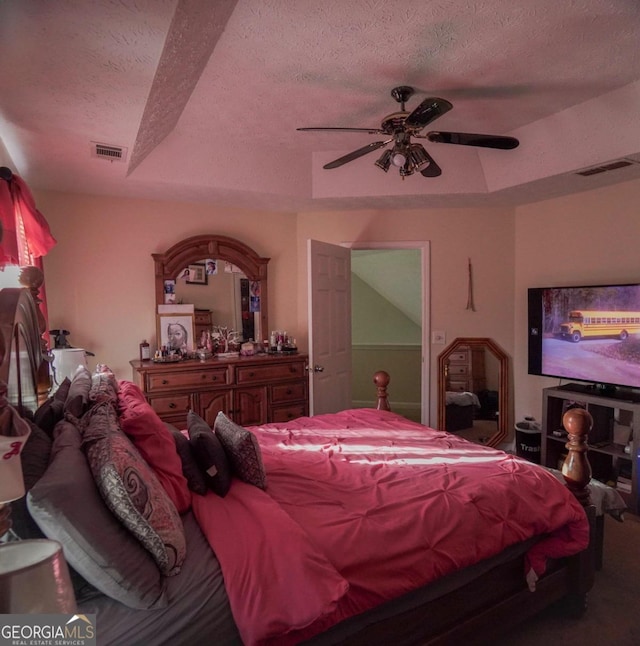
[
  {"x1": 130, "y1": 354, "x2": 308, "y2": 428},
  {"x1": 445, "y1": 345, "x2": 486, "y2": 393}
]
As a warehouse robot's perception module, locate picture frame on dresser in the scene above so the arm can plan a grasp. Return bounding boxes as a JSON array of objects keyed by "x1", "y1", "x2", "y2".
[{"x1": 156, "y1": 313, "x2": 196, "y2": 353}]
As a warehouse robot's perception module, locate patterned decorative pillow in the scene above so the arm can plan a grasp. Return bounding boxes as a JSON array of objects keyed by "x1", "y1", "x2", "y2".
[
  {"x1": 187, "y1": 411, "x2": 232, "y2": 497},
  {"x1": 82, "y1": 402, "x2": 186, "y2": 576},
  {"x1": 89, "y1": 366, "x2": 119, "y2": 405},
  {"x1": 214, "y1": 412, "x2": 267, "y2": 490},
  {"x1": 118, "y1": 381, "x2": 190, "y2": 513},
  {"x1": 169, "y1": 427, "x2": 208, "y2": 496},
  {"x1": 28, "y1": 421, "x2": 167, "y2": 609}
]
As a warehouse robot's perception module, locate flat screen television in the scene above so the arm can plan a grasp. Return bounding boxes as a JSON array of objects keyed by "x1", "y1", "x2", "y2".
[{"x1": 528, "y1": 282, "x2": 640, "y2": 395}]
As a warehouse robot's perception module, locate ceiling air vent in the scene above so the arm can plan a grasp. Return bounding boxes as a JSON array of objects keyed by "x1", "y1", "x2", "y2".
[
  {"x1": 576, "y1": 158, "x2": 637, "y2": 177},
  {"x1": 91, "y1": 142, "x2": 127, "y2": 162}
]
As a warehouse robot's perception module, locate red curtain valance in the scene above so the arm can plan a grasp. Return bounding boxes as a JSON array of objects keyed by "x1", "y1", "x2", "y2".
[{"x1": 0, "y1": 168, "x2": 56, "y2": 268}]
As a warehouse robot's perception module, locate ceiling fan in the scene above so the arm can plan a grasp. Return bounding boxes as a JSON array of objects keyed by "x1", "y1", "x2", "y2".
[{"x1": 297, "y1": 86, "x2": 519, "y2": 178}]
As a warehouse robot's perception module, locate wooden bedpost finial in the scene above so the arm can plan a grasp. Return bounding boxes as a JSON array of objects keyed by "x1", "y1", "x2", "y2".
[
  {"x1": 562, "y1": 407, "x2": 593, "y2": 507},
  {"x1": 373, "y1": 370, "x2": 391, "y2": 411}
]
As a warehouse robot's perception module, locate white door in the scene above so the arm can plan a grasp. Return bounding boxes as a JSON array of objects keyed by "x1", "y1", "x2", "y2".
[{"x1": 307, "y1": 239, "x2": 351, "y2": 415}]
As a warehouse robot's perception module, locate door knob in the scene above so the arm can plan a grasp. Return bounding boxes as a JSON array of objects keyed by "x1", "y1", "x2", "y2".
[{"x1": 313, "y1": 365, "x2": 324, "y2": 373}]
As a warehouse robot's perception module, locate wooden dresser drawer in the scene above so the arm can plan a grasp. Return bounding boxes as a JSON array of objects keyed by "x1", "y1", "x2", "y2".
[
  {"x1": 270, "y1": 403, "x2": 307, "y2": 423},
  {"x1": 149, "y1": 394, "x2": 191, "y2": 416},
  {"x1": 448, "y1": 364, "x2": 469, "y2": 377},
  {"x1": 236, "y1": 361, "x2": 305, "y2": 384},
  {"x1": 147, "y1": 367, "x2": 229, "y2": 392},
  {"x1": 271, "y1": 382, "x2": 306, "y2": 403},
  {"x1": 448, "y1": 350, "x2": 469, "y2": 363},
  {"x1": 448, "y1": 381, "x2": 468, "y2": 393}
]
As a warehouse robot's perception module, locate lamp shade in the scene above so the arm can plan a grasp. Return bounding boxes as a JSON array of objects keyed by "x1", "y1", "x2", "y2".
[
  {"x1": 0, "y1": 421, "x2": 30, "y2": 504},
  {"x1": 0, "y1": 539, "x2": 76, "y2": 613}
]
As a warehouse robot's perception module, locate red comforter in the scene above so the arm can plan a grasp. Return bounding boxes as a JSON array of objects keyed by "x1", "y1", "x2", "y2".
[{"x1": 192, "y1": 409, "x2": 589, "y2": 645}]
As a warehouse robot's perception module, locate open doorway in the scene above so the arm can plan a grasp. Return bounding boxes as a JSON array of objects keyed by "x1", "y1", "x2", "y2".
[{"x1": 349, "y1": 242, "x2": 430, "y2": 425}]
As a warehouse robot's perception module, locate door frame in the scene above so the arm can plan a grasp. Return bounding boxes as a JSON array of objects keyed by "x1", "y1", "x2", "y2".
[{"x1": 346, "y1": 241, "x2": 430, "y2": 426}]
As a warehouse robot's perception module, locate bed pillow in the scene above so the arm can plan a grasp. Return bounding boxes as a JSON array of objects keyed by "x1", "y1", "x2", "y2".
[
  {"x1": 169, "y1": 426, "x2": 208, "y2": 496},
  {"x1": 117, "y1": 381, "x2": 190, "y2": 513},
  {"x1": 64, "y1": 365, "x2": 92, "y2": 422},
  {"x1": 187, "y1": 411, "x2": 232, "y2": 497},
  {"x1": 53, "y1": 377, "x2": 72, "y2": 403},
  {"x1": 89, "y1": 366, "x2": 119, "y2": 405},
  {"x1": 82, "y1": 401, "x2": 186, "y2": 576},
  {"x1": 214, "y1": 412, "x2": 267, "y2": 490},
  {"x1": 9, "y1": 420, "x2": 51, "y2": 541},
  {"x1": 27, "y1": 420, "x2": 167, "y2": 609},
  {"x1": 33, "y1": 397, "x2": 65, "y2": 437}
]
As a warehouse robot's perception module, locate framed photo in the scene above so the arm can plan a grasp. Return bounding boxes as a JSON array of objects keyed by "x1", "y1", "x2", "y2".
[
  {"x1": 186, "y1": 263, "x2": 207, "y2": 285},
  {"x1": 157, "y1": 313, "x2": 196, "y2": 353}
]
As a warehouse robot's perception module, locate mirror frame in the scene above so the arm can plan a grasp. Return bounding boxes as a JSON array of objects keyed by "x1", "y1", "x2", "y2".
[
  {"x1": 153, "y1": 234, "x2": 270, "y2": 341},
  {"x1": 437, "y1": 337, "x2": 509, "y2": 447}
]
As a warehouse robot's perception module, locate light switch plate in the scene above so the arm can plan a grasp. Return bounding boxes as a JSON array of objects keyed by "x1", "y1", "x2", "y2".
[{"x1": 432, "y1": 330, "x2": 446, "y2": 345}]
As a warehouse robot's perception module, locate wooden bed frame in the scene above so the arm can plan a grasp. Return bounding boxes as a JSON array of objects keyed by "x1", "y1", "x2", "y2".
[{"x1": 1, "y1": 285, "x2": 596, "y2": 645}]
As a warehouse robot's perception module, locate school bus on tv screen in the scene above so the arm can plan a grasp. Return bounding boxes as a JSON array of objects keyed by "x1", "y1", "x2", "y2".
[{"x1": 557, "y1": 310, "x2": 640, "y2": 343}]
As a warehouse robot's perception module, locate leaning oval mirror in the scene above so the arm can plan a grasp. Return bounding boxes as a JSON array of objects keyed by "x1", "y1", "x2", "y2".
[
  {"x1": 153, "y1": 235, "x2": 270, "y2": 345},
  {"x1": 437, "y1": 337, "x2": 509, "y2": 447}
]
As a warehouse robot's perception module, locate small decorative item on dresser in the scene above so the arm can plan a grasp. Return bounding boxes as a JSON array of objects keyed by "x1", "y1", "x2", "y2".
[{"x1": 139, "y1": 340, "x2": 151, "y2": 361}]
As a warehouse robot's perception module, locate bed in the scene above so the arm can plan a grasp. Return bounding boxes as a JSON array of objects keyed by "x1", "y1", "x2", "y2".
[
  {"x1": 1, "y1": 284, "x2": 596, "y2": 646},
  {"x1": 444, "y1": 391, "x2": 480, "y2": 432}
]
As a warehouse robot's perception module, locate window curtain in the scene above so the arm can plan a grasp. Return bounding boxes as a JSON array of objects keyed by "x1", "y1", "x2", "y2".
[{"x1": 0, "y1": 167, "x2": 56, "y2": 338}]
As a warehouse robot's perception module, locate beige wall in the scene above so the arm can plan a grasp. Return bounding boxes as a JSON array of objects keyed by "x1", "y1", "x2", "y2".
[
  {"x1": 513, "y1": 179, "x2": 640, "y2": 424},
  {"x1": 26, "y1": 176, "x2": 640, "y2": 434}
]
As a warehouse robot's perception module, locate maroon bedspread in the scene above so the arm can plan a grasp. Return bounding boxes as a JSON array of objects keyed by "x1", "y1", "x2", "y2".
[{"x1": 193, "y1": 409, "x2": 589, "y2": 645}]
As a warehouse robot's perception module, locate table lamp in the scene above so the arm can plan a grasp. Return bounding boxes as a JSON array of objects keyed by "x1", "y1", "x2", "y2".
[{"x1": 1, "y1": 401, "x2": 76, "y2": 613}]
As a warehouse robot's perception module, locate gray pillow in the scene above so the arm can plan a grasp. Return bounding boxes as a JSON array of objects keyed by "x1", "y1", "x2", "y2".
[
  {"x1": 63, "y1": 366, "x2": 92, "y2": 421},
  {"x1": 27, "y1": 420, "x2": 167, "y2": 609}
]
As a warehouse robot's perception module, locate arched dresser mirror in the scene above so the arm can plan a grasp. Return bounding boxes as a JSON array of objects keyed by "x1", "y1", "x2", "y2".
[
  {"x1": 153, "y1": 235, "x2": 270, "y2": 345},
  {"x1": 437, "y1": 337, "x2": 509, "y2": 447}
]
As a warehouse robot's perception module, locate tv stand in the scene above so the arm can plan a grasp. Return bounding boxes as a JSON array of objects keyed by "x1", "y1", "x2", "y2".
[
  {"x1": 542, "y1": 385, "x2": 638, "y2": 514},
  {"x1": 555, "y1": 382, "x2": 640, "y2": 404}
]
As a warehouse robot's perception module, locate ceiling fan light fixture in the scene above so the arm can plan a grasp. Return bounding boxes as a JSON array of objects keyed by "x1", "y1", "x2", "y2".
[
  {"x1": 374, "y1": 149, "x2": 392, "y2": 172},
  {"x1": 409, "y1": 144, "x2": 430, "y2": 171},
  {"x1": 391, "y1": 151, "x2": 407, "y2": 168}
]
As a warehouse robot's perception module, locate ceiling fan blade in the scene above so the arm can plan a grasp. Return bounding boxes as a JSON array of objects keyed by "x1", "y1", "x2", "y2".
[
  {"x1": 404, "y1": 97, "x2": 453, "y2": 129},
  {"x1": 426, "y1": 131, "x2": 520, "y2": 149},
  {"x1": 297, "y1": 127, "x2": 385, "y2": 134},
  {"x1": 323, "y1": 139, "x2": 392, "y2": 169}
]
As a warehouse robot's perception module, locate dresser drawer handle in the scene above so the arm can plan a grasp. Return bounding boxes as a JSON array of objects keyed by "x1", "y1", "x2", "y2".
[
  {"x1": 169, "y1": 402, "x2": 176, "y2": 409},
  {"x1": 286, "y1": 388, "x2": 292, "y2": 395},
  {"x1": 162, "y1": 379, "x2": 169, "y2": 385},
  {"x1": 248, "y1": 371, "x2": 255, "y2": 377}
]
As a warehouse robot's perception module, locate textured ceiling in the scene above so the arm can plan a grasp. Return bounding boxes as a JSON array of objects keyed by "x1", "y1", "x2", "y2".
[{"x1": 1, "y1": 0, "x2": 640, "y2": 212}]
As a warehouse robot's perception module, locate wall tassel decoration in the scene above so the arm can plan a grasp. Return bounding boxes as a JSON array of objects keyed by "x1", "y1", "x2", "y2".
[{"x1": 466, "y1": 258, "x2": 475, "y2": 311}]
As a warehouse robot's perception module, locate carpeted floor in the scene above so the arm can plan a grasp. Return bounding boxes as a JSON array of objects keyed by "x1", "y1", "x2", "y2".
[{"x1": 492, "y1": 512, "x2": 640, "y2": 646}]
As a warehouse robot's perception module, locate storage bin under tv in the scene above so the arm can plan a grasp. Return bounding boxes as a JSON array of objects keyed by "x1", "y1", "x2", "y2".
[{"x1": 542, "y1": 384, "x2": 639, "y2": 514}]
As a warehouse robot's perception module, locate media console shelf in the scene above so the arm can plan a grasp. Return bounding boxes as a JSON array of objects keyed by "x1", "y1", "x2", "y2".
[{"x1": 542, "y1": 384, "x2": 638, "y2": 514}]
